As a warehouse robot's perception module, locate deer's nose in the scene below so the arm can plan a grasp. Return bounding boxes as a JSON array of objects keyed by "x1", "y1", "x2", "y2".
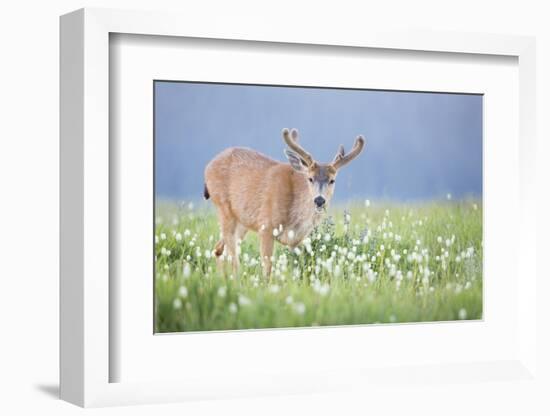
[{"x1": 314, "y1": 196, "x2": 326, "y2": 208}]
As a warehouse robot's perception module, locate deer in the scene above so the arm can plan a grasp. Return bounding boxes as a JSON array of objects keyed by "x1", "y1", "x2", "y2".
[{"x1": 203, "y1": 128, "x2": 365, "y2": 277}]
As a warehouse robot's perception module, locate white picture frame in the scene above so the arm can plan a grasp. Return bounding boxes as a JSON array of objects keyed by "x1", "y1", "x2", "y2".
[{"x1": 60, "y1": 8, "x2": 538, "y2": 407}]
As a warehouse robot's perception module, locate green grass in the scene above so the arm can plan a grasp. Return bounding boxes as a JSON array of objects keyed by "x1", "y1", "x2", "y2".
[{"x1": 154, "y1": 199, "x2": 482, "y2": 332}]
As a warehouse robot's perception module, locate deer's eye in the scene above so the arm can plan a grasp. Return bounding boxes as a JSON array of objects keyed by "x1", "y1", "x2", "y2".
[
  {"x1": 329, "y1": 179, "x2": 335, "y2": 185},
  {"x1": 308, "y1": 178, "x2": 314, "y2": 183}
]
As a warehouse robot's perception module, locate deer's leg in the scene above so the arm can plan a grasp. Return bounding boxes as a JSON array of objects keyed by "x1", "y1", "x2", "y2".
[
  {"x1": 233, "y1": 224, "x2": 249, "y2": 273},
  {"x1": 213, "y1": 206, "x2": 238, "y2": 276},
  {"x1": 222, "y1": 227, "x2": 238, "y2": 276},
  {"x1": 259, "y1": 231, "x2": 274, "y2": 278},
  {"x1": 212, "y1": 212, "x2": 225, "y2": 270},
  {"x1": 214, "y1": 239, "x2": 225, "y2": 257},
  {"x1": 235, "y1": 224, "x2": 248, "y2": 244}
]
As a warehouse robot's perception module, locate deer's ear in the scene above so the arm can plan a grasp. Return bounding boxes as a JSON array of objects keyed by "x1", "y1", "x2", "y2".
[{"x1": 284, "y1": 149, "x2": 307, "y2": 172}]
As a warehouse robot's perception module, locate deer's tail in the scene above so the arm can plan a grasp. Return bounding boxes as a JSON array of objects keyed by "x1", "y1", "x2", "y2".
[{"x1": 203, "y1": 183, "x2": 210, "y2": 200}]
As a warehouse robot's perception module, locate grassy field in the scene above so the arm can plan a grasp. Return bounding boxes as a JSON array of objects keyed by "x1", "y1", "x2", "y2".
[{"x1": 154, "y1": 199, "x2": 482, "y2": 332}]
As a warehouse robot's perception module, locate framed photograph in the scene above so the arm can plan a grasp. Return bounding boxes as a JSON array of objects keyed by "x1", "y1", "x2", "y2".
[
  {"x1": 60, "y1": 8, "x2": 538, "y2": 407},
  {"x1": 152, "y1": 80, "x2": 483, "y2": 333}
]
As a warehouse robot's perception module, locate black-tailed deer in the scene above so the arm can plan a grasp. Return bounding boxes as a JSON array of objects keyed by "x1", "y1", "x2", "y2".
[{"x1": 204, "y1": 128, "x2": 365, "y2": 276}]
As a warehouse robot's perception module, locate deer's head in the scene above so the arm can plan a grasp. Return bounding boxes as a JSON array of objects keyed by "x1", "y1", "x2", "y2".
[{"x1": 283, "y1": 128, "x2": 365, "y2": 213}]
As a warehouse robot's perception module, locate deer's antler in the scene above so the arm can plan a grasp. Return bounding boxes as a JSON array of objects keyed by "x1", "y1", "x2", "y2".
[
  {"x1": 282, "y1": 128, "x2": 313, "y2": 167},
  {"x1": 332, "y1": 135, "x2": 365, "y2": 170},
  {"x1": 332, "y1": 144, "x2": 345, "y2": 164}
]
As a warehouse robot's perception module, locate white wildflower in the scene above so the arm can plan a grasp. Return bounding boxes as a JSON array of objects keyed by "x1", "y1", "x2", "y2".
[
  {"x1": 173, "y1": 298, "x2": 182, "y2": 310},
  {"x1": 178, "y1": 286, "x2": 188, "y2": 298},
  {"x1": 293, "y1": 302, "x2": 306, "y2": 315},
  {"x1": 367, "y1": 269, "x2": 376, "y2": 283},
  {"x1": 228, "y1": 302, "x2": 238, "y2": 314},
  {"x1": 217, "y1": 286, "x2": 227, "y2": 298},
  {"x1": 458, "y1": 308, "x2": 468, "y2": 320},
  {"x1": 238, "y1": 294, "x2": 251, "y2": 306},
  {"x1": 269, "y1": 284, "x2": 280, "y2": 294},
  {"x1": 313, "y1": 282, "x2": 330, "y2": 296},
  {"x1": 183, "y1": 262, "x2": 191, "y2": 278}
]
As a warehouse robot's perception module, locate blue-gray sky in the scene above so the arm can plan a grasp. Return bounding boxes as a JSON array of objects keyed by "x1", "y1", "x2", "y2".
[{"x1": 155, "y1": 81, "x2": 482, "y2": 202}]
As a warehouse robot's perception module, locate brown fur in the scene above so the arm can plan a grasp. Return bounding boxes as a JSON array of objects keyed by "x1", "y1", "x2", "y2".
[{"x1": 204, "y1": 129, "x2": 365, "y2": 277}]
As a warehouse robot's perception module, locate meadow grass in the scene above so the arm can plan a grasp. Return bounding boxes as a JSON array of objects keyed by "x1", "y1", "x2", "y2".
[{"x1": 155, "y1": 199, "x2": 482, "y2": 332}]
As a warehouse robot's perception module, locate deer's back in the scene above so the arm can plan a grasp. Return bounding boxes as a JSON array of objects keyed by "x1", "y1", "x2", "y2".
[{"x1": 205, "y1": 147, "x2": 285, "y2": 228}]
